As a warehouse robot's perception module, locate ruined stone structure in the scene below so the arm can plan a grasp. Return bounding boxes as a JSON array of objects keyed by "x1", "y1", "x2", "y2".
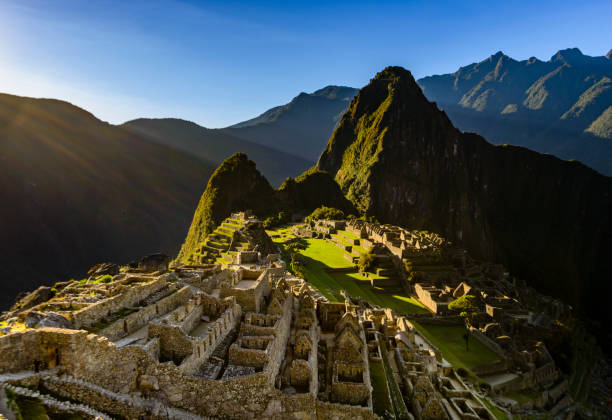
[{"x1": 0, "y1": 216, "x2": 576, "y2": 419}]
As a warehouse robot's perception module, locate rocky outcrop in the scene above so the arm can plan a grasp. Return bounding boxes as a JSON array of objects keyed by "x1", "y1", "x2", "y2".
[
  {"x1": 87, "y1": 263, "x2": 119, "y2": 278},
  {"x1": 9, "y1": 286, "x2": 55, "y2": 313},
  {"x1": 316, "y1": 66, "x2": 612, "y2": 323}
]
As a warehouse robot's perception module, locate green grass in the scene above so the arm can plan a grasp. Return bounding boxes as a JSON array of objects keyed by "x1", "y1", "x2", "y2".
[
  {"x1": 330, "y1": 272, "x2": 427, "y2": 314},
  {"x1": 14, "y1": 396, "x2": 49, "y2": 420},
  {"x1": 412, "y1": 323, "x2": 501, "y2": 371},
  {"x1": 281, "y1": 237, "x2": 428, "y2": 315},
  {"x1": 337, "y1": 229, "x2": 359, "y2": 240},
  {"x1": 379, "y1": 337, "x2": 411, "y2": 419},
  {"x1": 477, "y1": 396, "x2": 509, "y2": 420},
  {"x1": 370, "y1": 361, "x2": 394, "y2": 418}
]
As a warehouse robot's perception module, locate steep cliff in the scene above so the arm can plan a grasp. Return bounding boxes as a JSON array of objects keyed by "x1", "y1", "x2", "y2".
[{"x1": 317, "y1": 66, "x2": 612, "y2": 320}]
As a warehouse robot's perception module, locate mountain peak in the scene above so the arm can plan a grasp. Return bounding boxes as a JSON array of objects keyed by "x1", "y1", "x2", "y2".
[
  {"x1": 606, "y1": 49, "x2": 612, "y2": 60},
  {"x1": 490, "y1": 50, "x2": 506, "y2": 60},
  {"x1": 551, "y1": 47, "x2": 585, "y2": 65},
  {"x1": 312, "y1": 85, "x2": 359, "y2": 100}
]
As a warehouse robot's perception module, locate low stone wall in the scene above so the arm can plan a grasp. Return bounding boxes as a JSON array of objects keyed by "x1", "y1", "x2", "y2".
[
  {"x1": 2, "y1": 382, "x2": 113, "y2": 420},
  {"x1": 221, "y1": 270, "x2": 271, "y2": 312},
  {"x1": 471, "y1": 360, "x2": 508, "y2": 377},
  {"x1": 38, "y1": 375, "x2": 202, "y2": 419},
  {"x1": 468, "y1": 327, "x2": 506, "y2": 358},
  {"x1": 180, "y1": 303, "x2": 242, "y2": 374},
  {"x1": 316, "y1": 400, "x2": 378, "y2": 420},
  {"x1": 100, "y1": 285, "x2": 191, "y2": 341},
  {"x1": 71, "y1": 275, "x2": 171, "y2": 328}
]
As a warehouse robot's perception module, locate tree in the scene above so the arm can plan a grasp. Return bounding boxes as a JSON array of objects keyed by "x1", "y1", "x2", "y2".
[
  {"x1": 358, "y1": 251, "x2": 376, "y2": 272},
  {"x1": 448, "y1": 294, "x2": 478, "y2": 313},
  {"x1": 305, "y1": 206, "x2": 344, "y2": 223}
]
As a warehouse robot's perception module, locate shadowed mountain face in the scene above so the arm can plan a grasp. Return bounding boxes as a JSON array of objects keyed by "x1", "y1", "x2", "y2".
[
  {"x1": 418, "y1": 48, "x2": 612, "y2": 176},
  {"x1": 122, "y1": 118, "x2": 311, "y2": 187},
  {"x1": 223, "y1": 86, "x2": 359, "y2": 161},
  {"x1": 316, "y1": 66, "x2": 612, "y2": 322},
  {"x1": 0, "y1": 94, "x2": 215, "y2": 309}
]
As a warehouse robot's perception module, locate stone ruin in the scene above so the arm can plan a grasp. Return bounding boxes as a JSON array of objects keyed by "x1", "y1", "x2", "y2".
[
  {"x1": 0, "y1": 215, "x2": 576, "y2": 419},
  {"x1": 0, "y1": 245, "x2": 499, "y2": 419}
]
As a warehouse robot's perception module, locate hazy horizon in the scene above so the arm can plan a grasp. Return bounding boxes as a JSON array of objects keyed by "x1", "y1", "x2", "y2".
[{"x1": 1, "y1": 0, "x2": 610, "y2": 128}]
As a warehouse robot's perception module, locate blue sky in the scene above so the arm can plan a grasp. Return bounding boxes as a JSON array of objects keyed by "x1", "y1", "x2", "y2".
[{"x1": 1, "y1": 0, "x2": 610, "y2": 128}]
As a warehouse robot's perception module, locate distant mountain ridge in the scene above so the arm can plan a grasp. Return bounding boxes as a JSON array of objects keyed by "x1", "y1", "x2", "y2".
[
  {"x1": 223, "y1": 85, "x2": 359, "y2": 161},
  {"x1": 122, "y1": 118, "x2": 311, "y2": 187},
  {"x1": 418, "y1": 48, "x2": 612, "y2": 175}
]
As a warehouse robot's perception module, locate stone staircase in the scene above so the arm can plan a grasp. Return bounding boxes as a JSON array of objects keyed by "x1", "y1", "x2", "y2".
[
  {"x1": 1, "y1": 382, "x2": 112, "y2": 420},
  {"x1": 191, "y1": 218, "x2": 246, "y2": 265},
  {"x1": 40, "y1": 374, "x2": 205, "y2": 420}
]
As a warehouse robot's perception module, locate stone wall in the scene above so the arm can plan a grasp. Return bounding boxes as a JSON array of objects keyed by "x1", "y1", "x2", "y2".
[
  {"x1": 100, "y1": 285, "x2": 191, "y2": 341},
  {"x1": 71, "y1": 275, "x2": 172, "y2": 328},
  {"x1": 220, "y1": 269, "x2": 271, "y2": 312},
  {"x1": 468, "y1": 326, "x2": 506, "y2": 358}
]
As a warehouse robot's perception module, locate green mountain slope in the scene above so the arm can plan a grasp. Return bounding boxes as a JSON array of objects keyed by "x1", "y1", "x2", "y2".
[
  {"x1": 316, "y1": 66, "x2": 612, "y2": 323},
  {"x1": 0, "y1": 93, "x2": 215, "y2": 309},
  {"x1": 418, "y1": 48, "x2": 612, "y2": 175},
  {"x1": 122, "y1": 118, "x2": 311, "y2": 187},
  {"x1": 223, "y1": 86, "x2": 359, "y2": 161},
  {"x1": 177, "y1": 153, "x2": 353, "y2": 262}
]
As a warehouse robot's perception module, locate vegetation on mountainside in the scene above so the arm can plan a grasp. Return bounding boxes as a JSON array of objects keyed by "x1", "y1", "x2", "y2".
[
  {"x1": 277, "y1": 170, "x2": 355, "y2": 215},
  {"x1": 304, "y1": 206, "x2": 345, "y2": 223},
  {"x1": 586, "y1": 106, "x2": 612, "y2": 138},
  {"x1": 177, "y1": 156, "x2": 355, "y2": 264},
  {"x1": 263, "y1": 211, "x2": 290, "y2": 229}
]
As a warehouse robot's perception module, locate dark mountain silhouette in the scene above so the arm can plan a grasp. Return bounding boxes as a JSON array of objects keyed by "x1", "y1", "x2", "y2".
[
  {"x1": 316, "y1": 66, "x2": 612, "y2": 324},
  {"x1": 122, "y1": 118, "x2": 311, "y2": 187},
  {"x1": 223, "y1": 86, "x2": 359, "y2": 161},
  {"x1": 418, "y1": 48, "x2": 612, "y2": 175},
  {"x1": 0, "y1": 93, "x2": 216, "y2": 310}
]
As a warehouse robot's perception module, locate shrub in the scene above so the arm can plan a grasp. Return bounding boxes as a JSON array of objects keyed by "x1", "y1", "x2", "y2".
[
  {"x1": 305, "y1": 206, "x2": 344, "y2": 223},
  {"x1": 98, "y1": 274, "x2": 113, "y2": 283},
  {"x1": 359, "y1": 251, "x2": 376, "y2": 272},
  {"x1": 263, "y1": 211, "x2": 291, "y2": 229},
  {"x1": 448, "y1": 294, "x2": 478, "y2": 313}
]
